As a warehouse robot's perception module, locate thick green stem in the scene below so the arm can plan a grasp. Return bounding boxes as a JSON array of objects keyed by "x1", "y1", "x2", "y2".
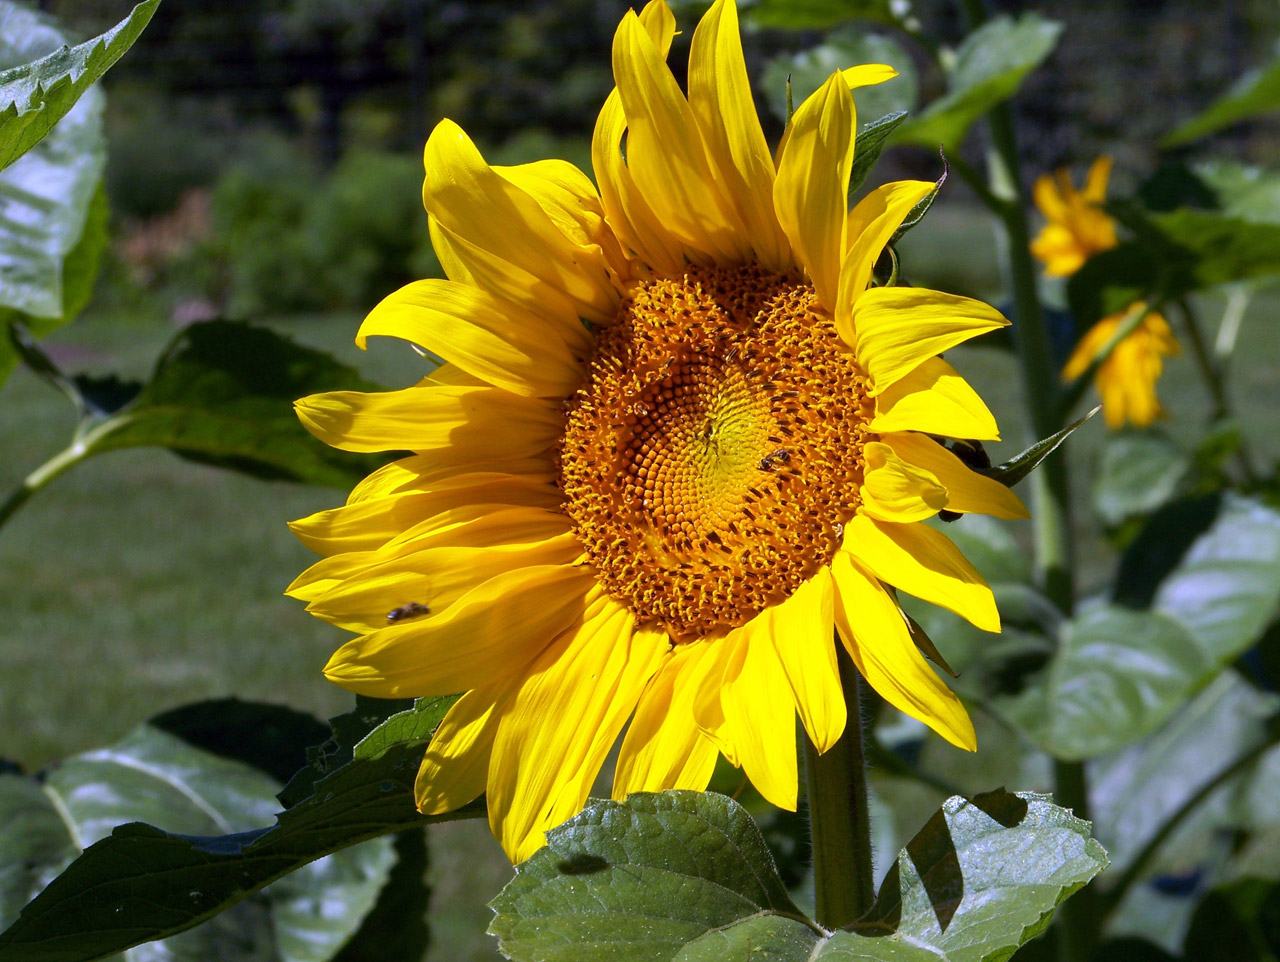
[
  {"x1": 805, "y1": 642, "x2": 875, "y2": 929},
  {"x1": 0, "y1": 439, "x2": 90, "y2": 534}
]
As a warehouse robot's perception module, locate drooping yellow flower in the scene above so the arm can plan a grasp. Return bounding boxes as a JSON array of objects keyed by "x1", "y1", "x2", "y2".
[
  {"x1": 1030, "y1": 156, "x2": 1118, "y2": 277},
  {"x1": 1061, "y1": 304, "x2": 1180, "y2": 428},
  {"x1": 1030, "y1": 158, "x2": 1181, "y2": 428},
  {"x1": 289, "y1": 0, "x2": 1027, "y2": 863}
]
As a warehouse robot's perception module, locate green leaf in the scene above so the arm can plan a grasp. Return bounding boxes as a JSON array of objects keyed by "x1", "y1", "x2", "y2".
[
  {"x1": 995, "y1": 605, "x2": 1207, "y2": 760},
  {"x1": 980, "y1": 406, "x2": 1100, "y2": 489},
  {"x1": 1067, "y1": 204, "x2": 1280, "y2": 324},
  {"x1": 1091, "y1": 672, "x2": 1278, "y2": 877},
  {"x1": 894, "y1": 14, "x2": 1062, "y2": 148},
  {"x1": 1162, "y1": 52, "x2": 1280, "y2": 147},
  {"x1": 743, "y1": 0, "x2": 904, "y2": 31},
  {"x1": 0, "y1": 182, "x2": 110, "y2": 392},
  {"x1": 1147, "y1": 493, "x2": 1280, "y2": 658},
  {"x1": 0, "y1": 723, "x2": 400, "y2": 962},
  {"x1": 1194, "y1": 159, "x2": 1280, "y2": 225},
  {"x1": 0, "y1": 0, "x2": 161, "y2": 170},
  {"x1": 0, "y1": 2, "x2": 120, "y2": 390},
  {"x1": 0, "y1": 8, "x2": 104, "y2": 325},
  {"x1": 1091, "y1": 431, "x2": 1191, "y2": 526},
  {"x1": 762, "y1": 29, "x2": 916, "y2": 128},
  {"x1": 490, "y1": 790, "x2": 1107, "y2": 962},
  {"x1": 849, "y1": 111, "x2": 907, "y2": 196},
  {"x1": 0, "y1": 698, "x2": 472, "y2": 962},
  {"x1": 1002, "y1": 494, "x2": 1280, "y2": 760},
  {"x1": 1182, "y1": 878, "x2": 1280, "y2": 962},
  {"x1": 75, "y1": 320, "x2": 387, "y2": 489}
]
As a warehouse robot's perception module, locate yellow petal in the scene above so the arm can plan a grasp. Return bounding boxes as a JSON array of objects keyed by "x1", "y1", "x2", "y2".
[
  {"x1": 830, "y1": 551, "x2": 975, "y2": 750},
  {"x1": 842, "y1": 514, "x2": 1000, "y2": 632},
  {"x1": 422, "y1": 119, "x2": 619, "y2": 322},
  {"x1": 869, "y1": 356, "x2": 1000, "y2": 440},
  {"x1": 419, "y1": 361, "x2": 487, "y2": 388},
  {"x1": 488, "y1": 601, "x2": 666, "y2": 861},
  {"x1": 591, "y1": 88, "x2": 686, "y2": 273},
  {"x1": 357, "y1": 280, "x2": 585, "y2": 398},
  {"x1": 836, "y1": 180, "x2": 935, "y2": 336},
  {"x1": 289, "y1": 474, "x2": 563, "y2": 555},
  {"x1": 345, "y1": 454, "x2": 553, "y2": 506},
  {"x1": 613, "y1": 635, "x2": 721, "y2": 799},
  {"x1": 689, "y1": 628, "x2": 740, "y2": 767},
  {"x1": 842, "y1": 64, "x2": 899, "y2": 88},
  {"x1": 294, "y1": 385, "x2": 563, "y2": 458},
  {"x1": 322, "y1": 566, "x2": 598, "y2": 698},
  {"x1": 1061, "y1": 315, "x2": 1117, "y2": 380},
  {"x1": 882, "y1": 432, "x2": 1029, "y2": 520},
  {"x1": 428, "y1": 215, "x2": 584, "y2": 332},
  {"x1": 611, "y1": 9, "x2": 747, "y2": 263},
  {"x1": 853, "y1": 287, "x2": 1011, "y2": 393},
  {"x1": 590, "y1": 2, "x2": 684, "y2": 273},
  {"x1": 859, "y1": 440, "x2": 948, "y2": 522},
  {"x1": 765, "y1": 568, "x2": 845, "y2": 753},
  {"x1": 1032, "y1": 172, "x2": 1068, "y2": 223},
  {"x1": 287, "y1": 550, "x2": 374, "y2": 601},
  {"x1": 719, "y1": 618, "x2": 798, "y2": 810},
  {"x1": 416, "y1": 678, "x2": 519, "y2": 816},
  {"x1": 307, "y1": 531, "x2": 582, "y2": 633},
  {"x1": 688, "y1": 0, "x2": 790, "y2": 271},
  {"x1": 1084, "y1": 155, "x2": 1113, "y2": 203},
  {"x1": 773, "y1": 72, "x2": 854, "y2": 308}
]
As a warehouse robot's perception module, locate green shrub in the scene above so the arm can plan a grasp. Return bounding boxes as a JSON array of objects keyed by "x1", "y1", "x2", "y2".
[{"x1": 204, "y1": 140, "x2": 439, "y2": 317}]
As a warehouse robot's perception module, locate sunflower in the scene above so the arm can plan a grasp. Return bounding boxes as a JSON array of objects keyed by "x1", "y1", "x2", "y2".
[
  {"x1": 1030, "y1": 158, "x2": 1180, "y2": 428},
  {"x1": 289, "y1": 0, "x2": 1027, "y2": 863},
  {"x1": 1029, "y1": 155, "x2": 1118, "y2": 276},
  {"x1": 1061, "y1": 303, "x2": 1180, "y2": 428}
]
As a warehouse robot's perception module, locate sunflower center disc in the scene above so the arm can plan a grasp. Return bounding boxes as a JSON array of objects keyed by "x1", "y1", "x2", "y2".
[{"x1": 559, "y1": 265, "x2": 874, "y2": 639}]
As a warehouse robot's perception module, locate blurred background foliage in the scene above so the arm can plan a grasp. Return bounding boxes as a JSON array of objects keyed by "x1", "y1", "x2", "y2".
[{"x1": 5, "y1": 1, "x2": 1280, "y2": 961}]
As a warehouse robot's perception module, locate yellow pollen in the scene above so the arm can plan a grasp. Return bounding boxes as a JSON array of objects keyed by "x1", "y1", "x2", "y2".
[{"x1": 559, "y1": 265, "x2": 875, "y2": 640}]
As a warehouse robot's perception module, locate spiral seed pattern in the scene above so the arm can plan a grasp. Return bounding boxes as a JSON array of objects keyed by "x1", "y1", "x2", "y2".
[{"x1": 559, "y1": 265, "x2": 874, "y2": 639}]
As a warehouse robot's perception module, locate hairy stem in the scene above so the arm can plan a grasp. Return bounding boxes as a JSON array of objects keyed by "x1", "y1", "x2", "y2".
[{"x1": 805, "y1": 642, "x2": 875, "y2": 929}]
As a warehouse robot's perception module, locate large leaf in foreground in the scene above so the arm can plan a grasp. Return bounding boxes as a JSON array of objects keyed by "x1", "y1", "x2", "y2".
[
  {"x1": 1000, "y1": 494, "x2": 1280, "y2": 760},
  {"x1": 0, "y1": 698, "x2": 470, "y2": 962},
  {"x1": 0, "y1": 723, "x2": 397, "y2": 962},
  {"x1": 0, "y1": 0, "x2": 160, "y2": 169},
  {"x1": 71, "y1": 320, "x2": 385, "y2": 489},
  {"x1": 893, "y1": 14, "x2": 1062, "y2": 148},
  {"x1": 490, "y1": 790, "x2": 1107, "y2": 962}
]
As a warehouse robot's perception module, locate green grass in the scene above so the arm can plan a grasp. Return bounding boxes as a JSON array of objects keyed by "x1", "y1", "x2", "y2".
[{"x1": 3, "y1": 204, "x2": 1278, "y2": 960}]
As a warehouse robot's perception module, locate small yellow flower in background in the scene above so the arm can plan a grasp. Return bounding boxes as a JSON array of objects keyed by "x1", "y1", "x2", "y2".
[
  {"x1": 289, "y1": 0, "x2": 1027, "y2": 863},
  {"x1": 1030, "y1": 155, "x2": 1118, "y2": 276},
  {"x1": 1031, "y1": 157, "x2": 1180, "y2": 429},
  {"x1": 1061, "y1": 303, "x2": 1180, "y2": 429}
]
